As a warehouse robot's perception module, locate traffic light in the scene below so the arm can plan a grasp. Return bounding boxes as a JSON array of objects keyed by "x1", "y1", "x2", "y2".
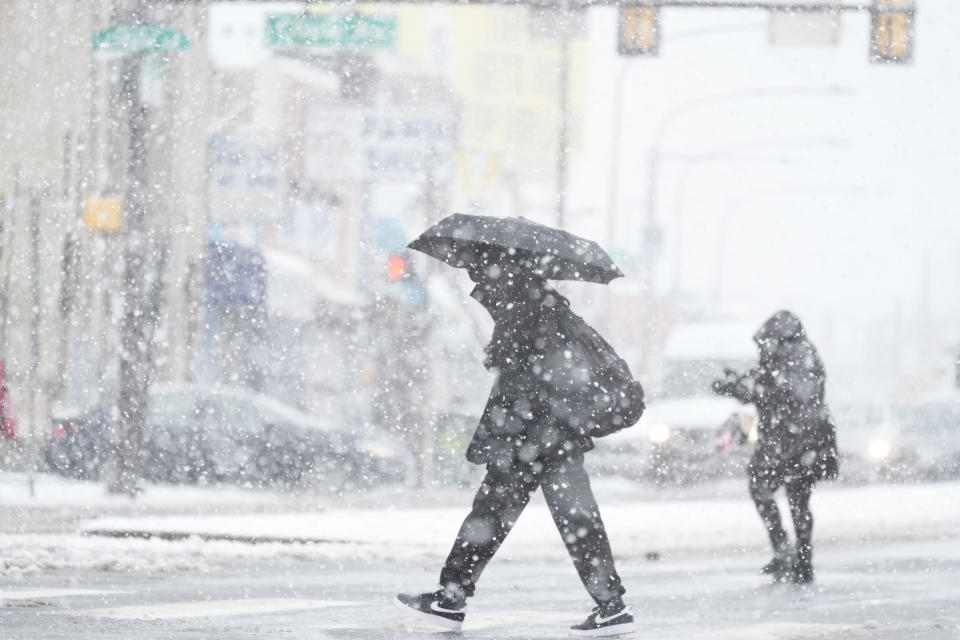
[
  {"x1": 618, "y1": 5, "x2": 660, "y2": 57},
  {"x1": 385, "y1": 253, "x2": 425, "y2": 311},
  {"x1": 386, "y1": 254, "x2": 407, "y2": 282},
  {"x1": 83, "y1": 194, "x2": 122, "y2": 232},
  {"x1": 870, "y1": 0, "x2": 915, "y2": 64}
]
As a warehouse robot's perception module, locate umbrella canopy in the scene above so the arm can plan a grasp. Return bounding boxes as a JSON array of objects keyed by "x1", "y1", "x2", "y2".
[{"x1": 408, "y1": 213, "x2": 624, "y2": 284}]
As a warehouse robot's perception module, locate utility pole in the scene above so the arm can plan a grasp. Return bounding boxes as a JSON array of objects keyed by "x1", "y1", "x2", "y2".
[
  {"x1": 110, "y1": 0, "x2": 151, "y2": 496},
  {"x1": 556, "y1": 25, "x2": 570, "y2": 229},
  {"x1": 92, "y1": 1, "x2": 189, "y2": 496},
  {"x1": 27, "y1": 192, "x2": 41, "y2": 497},
  {"x1": 0, "y1": 193, "x2": 8, "y2": 356}
]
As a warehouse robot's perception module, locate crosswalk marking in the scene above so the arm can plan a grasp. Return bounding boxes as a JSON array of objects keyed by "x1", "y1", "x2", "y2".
[
  {"x1": 324, "y1": 609, "x2": 576, "y2": 633},
  {"x1": 659, "y1": 621, "x2": 859, "y2": 640},
  {"x1": 466, "y1": 610, "x2": 575, "y2": 629},
  {"x1": 0, "y1": 589, "x2": 119, "y2": 600},
  {"x1": 57, "y1": 598, "x2": 365, "y2": 620}
]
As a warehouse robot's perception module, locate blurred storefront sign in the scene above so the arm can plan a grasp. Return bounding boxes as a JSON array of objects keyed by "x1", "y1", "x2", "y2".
[
  {"x1": 265, "y1": 13, "x2": 397, "y2": 51},
  {"x1": 305, "y1": 105, "x2": 457, "y2": 181},
  {"x1": 208, "y1": 7, "x2": 395, "y2": 70},
  {"x1": 92, "y1": 24, "x2": 190, "y2": 54},
  {"x1": 208, "y1": 128, "x2": 285, "y2": 233},
  {"x1": 208, "y1": 2, "x2": 274, "y2": 71},
  {"x1": 205, "y1": 241, "x2": 267, "y2": 310}
]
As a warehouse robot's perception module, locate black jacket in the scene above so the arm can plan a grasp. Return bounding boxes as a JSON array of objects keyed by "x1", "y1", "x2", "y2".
[
  {"x1": 464, "y1": 275, "x2": 641, "y2": 466},
  {"x1": 718, "y1": 310, "x2": 839, "y2": 479}
]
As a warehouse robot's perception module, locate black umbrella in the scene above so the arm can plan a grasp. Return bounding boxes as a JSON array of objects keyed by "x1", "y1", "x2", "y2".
[{"x1": 407, "y1": 213, "x2": 623, "y2": 284}]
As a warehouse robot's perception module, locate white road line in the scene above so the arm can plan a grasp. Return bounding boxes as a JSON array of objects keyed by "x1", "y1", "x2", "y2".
[
  {"x1": 57, "y1": 598, "x2": 366, "y2": 620},
  {"x1": 467, "y1": 610, "x2": 576, "y2": 629},
  {"x1": 380, "y1": 609, "x2": 574, "y2": 632},
  {"x1": 0, "y1": 589, "x2": 121, "y2": 600},
  {"x1": 659, "y1": 621, "x2": 860, "y2": 639}
]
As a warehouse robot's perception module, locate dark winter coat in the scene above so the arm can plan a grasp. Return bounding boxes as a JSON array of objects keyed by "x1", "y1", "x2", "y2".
[
  {"x1": 717, "y1": 311, "x2": 839, "y2": 480},
  {"x1": 464, "y1": 273, "x2": 643, "y2": 467}
]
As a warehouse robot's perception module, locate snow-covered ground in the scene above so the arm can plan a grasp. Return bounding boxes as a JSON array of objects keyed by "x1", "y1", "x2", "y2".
[
  {"x1": 3, "y1": 473, "x2": 959, "y2": 639},
  {"x1": 2, "y1": 472, "x2": 958, "y2": 579}
]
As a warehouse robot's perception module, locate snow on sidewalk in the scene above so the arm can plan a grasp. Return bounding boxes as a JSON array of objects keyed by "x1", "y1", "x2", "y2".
[
  {"x1": 78, "y1": 481, "x2": 960, "y2": 559},
  {"x1": 3, "y1": 476, "x2": 957, "y2": 577},
  {"x1": 0, "y1": 472, "x2": 303, "y2": 512}
]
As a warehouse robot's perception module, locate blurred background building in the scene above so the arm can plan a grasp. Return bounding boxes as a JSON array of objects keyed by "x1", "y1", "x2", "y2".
[{"x1": 1, "y1": 0, "x2": 957, "y2": 482}]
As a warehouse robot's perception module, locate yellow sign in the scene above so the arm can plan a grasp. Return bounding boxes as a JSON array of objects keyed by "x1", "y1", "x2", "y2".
[{"x1": 83, "y1": 195, "x2": 122, "y2": 232}]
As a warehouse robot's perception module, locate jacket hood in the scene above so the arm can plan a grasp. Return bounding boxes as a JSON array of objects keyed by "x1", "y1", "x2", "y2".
[{"x1": 753, "y1": 309, "x2": 804, "y2": 345}]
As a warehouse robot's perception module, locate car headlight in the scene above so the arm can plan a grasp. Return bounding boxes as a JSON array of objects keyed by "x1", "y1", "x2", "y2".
[
  {"x1": 867, "y1": 438, "x2": 892, "y2": 461},
  {"x1": 648, "y1": 423, "x2": 671, "y2": 445}
]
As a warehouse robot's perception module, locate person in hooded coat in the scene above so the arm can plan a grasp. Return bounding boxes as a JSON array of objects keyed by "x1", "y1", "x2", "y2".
[
  {"x1": 396, "y1": 257, "x2": 643, "y2": 637},
  {"x1": 712, "y1": 310, "x2": 838, "y2": 584}
]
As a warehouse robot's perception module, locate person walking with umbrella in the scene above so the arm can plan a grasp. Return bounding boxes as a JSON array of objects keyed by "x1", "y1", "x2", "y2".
[
  {"x1": 712, "y1": 310, "x2": 839, "y2": 584},
  {"x1": 395, "y1": 214, "x2": 645, "y2": 637}
]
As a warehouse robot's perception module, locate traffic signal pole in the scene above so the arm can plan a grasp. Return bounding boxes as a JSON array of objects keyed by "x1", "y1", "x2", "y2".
[
  {"x1": 556, "y1": 30, "x2": 570, "y2": 229},
  {"x1": 111, "y1": 44, "x2": 150, "y2": 496}
]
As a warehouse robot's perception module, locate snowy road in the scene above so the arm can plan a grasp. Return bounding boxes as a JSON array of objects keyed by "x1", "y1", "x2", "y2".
[
  {"x1": 3, "y1": 475, "x2": 959, "y2": 638},
  {"x1": 2, "y1": 539, "x2": 959, "y2": 639}
]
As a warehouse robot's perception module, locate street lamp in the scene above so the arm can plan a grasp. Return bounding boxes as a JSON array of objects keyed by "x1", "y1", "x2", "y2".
[
  {"x1": 666, "y1": 135, "x2": 849, "y2": 292},
  {"x1": 643, "y1": 85, "x2": 854, "y2": 263},
  {"x1": 551, "y1": 3, "x2": 584, "y2": 230},
  {"x1": 629, "y1": 85, "x2": 852, "y2": 374},
  {"x1": 711, "y1": 186, "x2": 872, "y2": 308},
  {"x1": 605, "y1": 21, "x2": 766, "y2": 248}
]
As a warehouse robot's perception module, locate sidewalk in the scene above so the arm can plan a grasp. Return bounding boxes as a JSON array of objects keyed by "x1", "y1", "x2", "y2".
[
  {"x1": 78, "y1": 480, "x2": 960, "y2": 560},
  {"x1": 3, "y1": 472, "x2": 958, "y2": 578}
]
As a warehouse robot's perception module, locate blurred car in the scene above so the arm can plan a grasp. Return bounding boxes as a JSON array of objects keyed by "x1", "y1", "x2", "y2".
[
  {"x1": 831, "y1": 401, "x2": 901, "y2": 482},
  {"x1": 430, "y1": 411, "x2": 486, "y2": 487},
  {"x1": 1, "y1": 359, "x2": 17, "y2": 439},
  {"x1": 44, "y1": 384, "x2": 410, "y2": 489},
  {"x1": 591, "y1": 321, "x2": 758, "y2": 485},
  {"x1": 591, "y1": 396, "x2": 756, "y2": 484},
  {"x1": 834, "y1": 396, "x2": 960, "y2": 482}
]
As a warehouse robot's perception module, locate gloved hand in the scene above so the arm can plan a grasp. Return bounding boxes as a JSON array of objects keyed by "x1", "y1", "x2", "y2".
[{"x1": 711, "y1": 368, "x2": 741, "y2": 397}]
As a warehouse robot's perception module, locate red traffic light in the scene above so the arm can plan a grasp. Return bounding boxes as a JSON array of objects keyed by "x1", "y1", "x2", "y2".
[{"x1": 386, "y1": 254, "x2": 407, "y2": 281}]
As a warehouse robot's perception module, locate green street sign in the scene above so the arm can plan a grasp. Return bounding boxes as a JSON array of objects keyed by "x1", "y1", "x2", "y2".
[
  {"x1": 266, "y1": 14, "x2": 396, "y2": 51},
  {"x1": 92, "y1": 24, "x2": 191, "y2": 53}
]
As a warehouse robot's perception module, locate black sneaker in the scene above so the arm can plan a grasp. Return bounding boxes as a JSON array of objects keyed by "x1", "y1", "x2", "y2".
[
  {"x1": 395, "y1": 591, "x2": 466, "y2": 631},
  {"x1": 570, "y1": 602, "x2": 636, "y2": 637}
]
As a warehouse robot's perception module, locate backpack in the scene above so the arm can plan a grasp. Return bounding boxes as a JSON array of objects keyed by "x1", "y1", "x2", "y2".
[
  {"x1": 813, "y1": 414, "x2": 840, "y2": 481},
  {"x1": 540, "y1": 311, "x2": 645, "y2": 439}
]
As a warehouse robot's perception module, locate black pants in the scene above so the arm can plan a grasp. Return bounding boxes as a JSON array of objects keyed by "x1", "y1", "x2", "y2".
[
  {"x1": 748, "y1": 459, "x2": 814, "y2": 568},
  {"x1": 439, "y1": 451, "x2": 625, "y2": 605}
]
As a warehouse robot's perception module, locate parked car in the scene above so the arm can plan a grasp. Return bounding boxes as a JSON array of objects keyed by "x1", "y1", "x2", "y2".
[
  {"x1": 893, "y1": 397, "x2": 960, "y2": 479},
  {"x1": 44, "y1": 385, "x2": 410, "y2": 490},
  {"x1": 591, "y1": 321, "x2": 758, "y2": 484},
  {"x1": 1, "y1": 360, "x2": 17, "y2": 439},
  {"x1": 834, "y1": 396, "x2": 960, "y2": 482}
]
